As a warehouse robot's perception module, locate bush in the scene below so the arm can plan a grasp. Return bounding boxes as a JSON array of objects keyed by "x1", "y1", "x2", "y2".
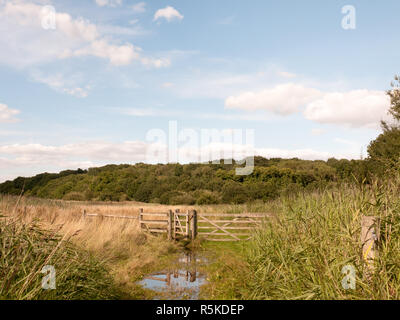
[
  {"x1": 63, "y1": 192, "x2": 86, "y2": 201},
  {"x1": 169, "y1": 193, "x2": 196, "y2": 205},
  {"x1": 195, "y1": 191, "x2": 221, "y2": 205}
]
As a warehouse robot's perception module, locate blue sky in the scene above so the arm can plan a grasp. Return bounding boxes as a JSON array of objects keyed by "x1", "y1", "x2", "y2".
[{"x1": 0, "y1": 0, "x2": 399, "y2": 181}]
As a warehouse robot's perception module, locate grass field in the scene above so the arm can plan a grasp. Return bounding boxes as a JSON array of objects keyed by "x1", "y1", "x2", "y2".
[{"x1": 1, "y1": 177, "x2": 400, "y2": 300}]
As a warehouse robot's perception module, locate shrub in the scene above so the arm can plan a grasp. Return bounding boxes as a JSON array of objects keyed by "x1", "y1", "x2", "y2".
[{"x1": 63, "y1": 192, "x2": 86, "y2": 201}]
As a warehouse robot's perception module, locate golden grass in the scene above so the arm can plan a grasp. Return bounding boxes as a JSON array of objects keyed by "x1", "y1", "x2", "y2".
[{"x1": 0, "y1": 195, "x2": 182, "y2": 298}]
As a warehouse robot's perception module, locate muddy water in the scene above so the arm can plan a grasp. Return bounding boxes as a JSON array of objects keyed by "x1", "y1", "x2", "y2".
[{"x1": 138, "y1": 250, "x2": 208, "y2": 300}]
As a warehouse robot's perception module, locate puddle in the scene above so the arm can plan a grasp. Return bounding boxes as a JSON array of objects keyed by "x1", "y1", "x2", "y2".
[{"x1": 138, "y1": 250, "x2": 208, "y2": 300}]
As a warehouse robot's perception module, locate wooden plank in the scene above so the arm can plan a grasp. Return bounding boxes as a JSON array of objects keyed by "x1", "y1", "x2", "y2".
[
  {"x1": 175, "y1": 231, "x2": 187, "y2": 235},
  {"x1": 199, "y1": 232, "x2": 252, "y2": 236},
  {"x1": 198, "y1": 213, "x2": 269, "y2": 218},
  {"x1": 175, "y1": 209, "x2": 184, "y2": 234},
  {"x1": 148, "y1": 229, "x2": 167, "y2": 233},
  {"x1": 86, "y1": 213, "x2": 138, "y2": 219},
  {"x1": 198, "y1": 219, "x2": 261, "y2": 224},
  {"x1": 140, "y1": 220, "x2": 168, "y2": 225},
  {"x1": 200, "y1": 215, "x2": 241, "y2": 241},
  {"x1": 198, "y1": 226, "x2": 255, "y2": 230},
  {"x1": 207, "y1": 217, "x2": 237, "y2": 236}
]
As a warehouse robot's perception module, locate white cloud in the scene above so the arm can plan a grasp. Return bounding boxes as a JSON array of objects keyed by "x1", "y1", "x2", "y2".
[
  {"x1": 0, "y1": 141, "x2": 148, "y2": 162},
  {"x1": 0, "y1": 1, "x2": 167, "y2": 67},
  {"x1": 304, "y1": 90, "x2": 390, "y2": 129},
  {"x1": 30, "y1": 72, "x2": 91, "y2": 98},
  {"x1": 141, "y1": 57, "x2": 171, "y2": 68},
  {"x1": 154, "y1": 6, "x2": 183, "y2": 22},
  {"x1": 71, "y1": 39, "x2": 140, "y2": 66},
  {"x1": 225, "y1": 83, "x2": 322, "y2": 115},
  {"x1": 95, "y1": 0, "x2": 122, "y2": 7},
  {"x1": 0, "y1": 103, "x2": 20, "y2": 123},
  {"x1": 131, "y1": 2, "x2": 146, "y2": 14},
  {"x1": 225, "y1": 81, "x2": 391, "y2": 128}
]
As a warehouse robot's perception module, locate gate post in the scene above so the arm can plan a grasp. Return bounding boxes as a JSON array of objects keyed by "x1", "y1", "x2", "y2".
[
  {"x1": 186, "y1": 210, "x2": 191, "y2": 239},
  {"x1": 361, "y1": 216, "x2": 380, "y2": 273},
  {"x1": 191, "y1": 210, "x2": 197, "y2": 240},
  {"x1": 168, "y1": 210, "x2": 174, "y2": 240},
  {"x1": 139, "y1": 208, "x2": 144, "y2": 231}
]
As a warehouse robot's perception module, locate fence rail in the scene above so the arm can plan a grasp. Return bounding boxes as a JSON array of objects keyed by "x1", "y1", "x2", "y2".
[{"x1": 83, "y1": 208, "x2": 271, "y2": 242}]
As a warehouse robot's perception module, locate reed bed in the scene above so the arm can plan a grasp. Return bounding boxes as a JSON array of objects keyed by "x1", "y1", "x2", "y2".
[{"x1": 205, "y1": 179, "x2": 400, "y2": 300}]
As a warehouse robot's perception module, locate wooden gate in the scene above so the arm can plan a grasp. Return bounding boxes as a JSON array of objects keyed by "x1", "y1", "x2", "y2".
[
  {"x1": 139, "y1": 209, "x2": 197, "y2": 240},
  {"x1": 139, "y1": 208, "x2": 170, "y2": 238},
  {"x1": 197, "y1": 213, "x2": 266, "y2": 241}
]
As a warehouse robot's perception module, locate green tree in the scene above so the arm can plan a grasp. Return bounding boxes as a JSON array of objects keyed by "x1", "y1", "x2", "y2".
[{"x1": 368, "y1": 76, "x2": 400, "y2": 169}]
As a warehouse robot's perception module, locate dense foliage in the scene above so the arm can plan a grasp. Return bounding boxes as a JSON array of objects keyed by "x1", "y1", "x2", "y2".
[
  {"x1": 368, "y1": 76, "x2": 400, "y2": 172},
  {"x1": 0, "y1": 157, "x2": 369, "y2": 204}
]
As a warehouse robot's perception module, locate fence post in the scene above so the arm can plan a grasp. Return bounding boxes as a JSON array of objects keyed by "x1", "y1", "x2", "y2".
[
  {"x1": 139, "y1": 208, "x2": 143, "y2": 231},
  {"x1": 191, "y1": 210, "x2": 197, "y2": 240},
  {"x1": 174, "y1": 209, "x2": 182, "y2": 239},
  {"x1": 361, "y1": 216, "x2": 380, "y2": 272},
  {"x1": 186, "y1": 210, "x2": 191, "y2": 239},
  {"x1": 82, "y1": 209, "x2": 86, "y2": 219},
  {"x1": 168, "y1": 210, "x2": 174, "y2": 240}
]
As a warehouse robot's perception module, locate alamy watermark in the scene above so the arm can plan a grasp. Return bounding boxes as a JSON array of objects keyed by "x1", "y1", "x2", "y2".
[
  {"x1": 145, "y1": 121, "x2": 255, "y2": 176},
  {"x1": 41, "y1": 5, "x2": 57, "y2": 30},
  {"x1": 341, "y1": 5, "x2": 356, "y2": 30},
  {"x1": 341, "y1": 265, "x2": 356, "y2": 290},
  {"x1": 41, "y1": 265, "x2": 56, "y2": 290}
]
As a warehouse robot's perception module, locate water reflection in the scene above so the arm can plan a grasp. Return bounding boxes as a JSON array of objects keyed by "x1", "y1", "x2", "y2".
[{"x1": 138, "y1": 251, "x2": 207, "y2": 300}]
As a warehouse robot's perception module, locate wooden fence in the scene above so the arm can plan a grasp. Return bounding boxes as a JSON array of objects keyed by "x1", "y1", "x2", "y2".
[
  {"x1": 83, "y1": 209, "x2": 382, "y2": 264},
  {"x1": 139, "y1": 209, "x2": 270, "y2": 242},
  {"x1": 83, "y1": 208, "x2": 270, "y2": 242}
]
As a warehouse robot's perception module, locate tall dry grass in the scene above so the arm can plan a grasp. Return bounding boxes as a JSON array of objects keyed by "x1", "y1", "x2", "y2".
[{"x1": 0, "y1": 195, "x2": 179, "y2": 298}]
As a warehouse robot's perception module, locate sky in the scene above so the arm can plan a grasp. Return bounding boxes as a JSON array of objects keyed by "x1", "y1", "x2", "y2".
[{"x1": 0, "y1": 0, "x2": 399, "y2": 182}]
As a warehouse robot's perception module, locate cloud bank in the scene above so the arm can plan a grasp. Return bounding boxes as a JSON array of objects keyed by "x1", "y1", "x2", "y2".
[{"x1": 225, "y1": 84, "x2": 390, "y2": 128}]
